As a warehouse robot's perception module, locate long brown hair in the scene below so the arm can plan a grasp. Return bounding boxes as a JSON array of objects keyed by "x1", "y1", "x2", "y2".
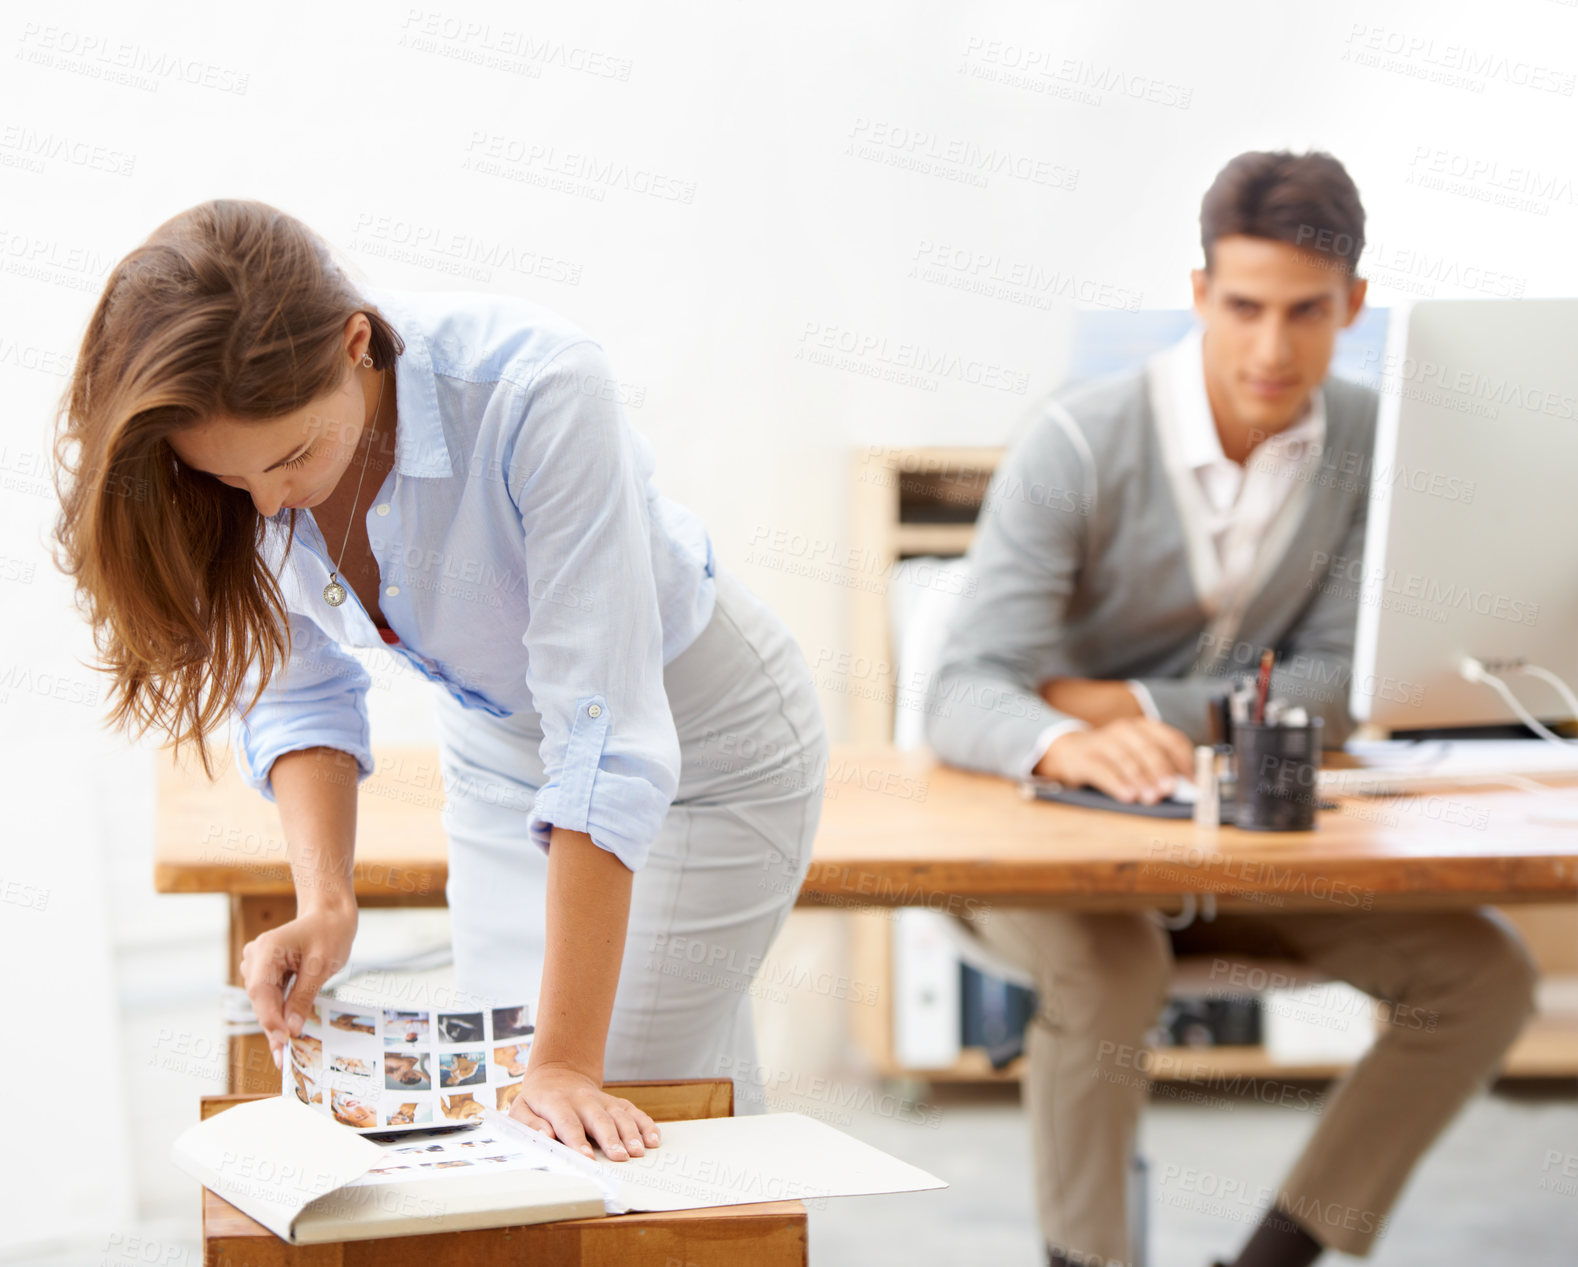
[{"x1": 48, "y1": 198, "x2": 405, "y2": 779}]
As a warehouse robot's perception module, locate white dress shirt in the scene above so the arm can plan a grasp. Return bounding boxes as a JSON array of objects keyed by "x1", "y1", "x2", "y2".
[{"x1": 1022, "y1": 325, "x2": 1325, "y2": 776}]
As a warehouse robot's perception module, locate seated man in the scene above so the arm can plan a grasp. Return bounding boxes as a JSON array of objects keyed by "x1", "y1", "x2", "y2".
[{"x1": 924, "y1": 149, "x2": 1536, "y2": 1267}]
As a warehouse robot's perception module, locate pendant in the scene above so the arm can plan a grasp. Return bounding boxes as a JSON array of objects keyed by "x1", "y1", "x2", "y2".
[{"x1": 323, "y1": 577, "x2": 348, "y2": 607}]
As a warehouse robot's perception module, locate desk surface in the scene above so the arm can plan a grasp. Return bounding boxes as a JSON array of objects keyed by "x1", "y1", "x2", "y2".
[
  {"x1": 156, "y1": 744, "x2": 1578, "y2": 912},
  {"x1": 804, "y1": 747, "x2": 1577, "y2": 910}
]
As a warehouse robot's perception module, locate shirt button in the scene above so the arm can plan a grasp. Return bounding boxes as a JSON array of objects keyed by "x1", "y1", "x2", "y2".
[
  {"x1": 587, "y1": 704, "x2": 602, "y2": 718},
  {"x1": 375, "y1": 503, "x2": 391, "y2": 516},
  {"x1": 385, "y1": 584, "x2": 400, "y2": 597}
]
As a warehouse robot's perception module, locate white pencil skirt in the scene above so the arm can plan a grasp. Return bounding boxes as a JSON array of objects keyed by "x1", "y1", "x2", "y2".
[{"x1": 432, "y1": 561, "x2": 829, "y2": 1112}]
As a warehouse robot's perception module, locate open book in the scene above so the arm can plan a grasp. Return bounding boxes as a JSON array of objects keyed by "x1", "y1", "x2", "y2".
[{"x1": 173, "y1": 1092, "x2": 947, "y2": 1244}]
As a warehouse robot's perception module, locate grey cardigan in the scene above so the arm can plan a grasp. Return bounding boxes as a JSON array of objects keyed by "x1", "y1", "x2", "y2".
[{"x1": 923, "y1": 357, "x2": 1379, "y2": 778}]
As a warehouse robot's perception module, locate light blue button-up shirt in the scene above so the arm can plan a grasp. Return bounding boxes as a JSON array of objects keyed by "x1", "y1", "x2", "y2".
[{"x1": 231, "y1": 284, "x2": 717, "y2": 871}]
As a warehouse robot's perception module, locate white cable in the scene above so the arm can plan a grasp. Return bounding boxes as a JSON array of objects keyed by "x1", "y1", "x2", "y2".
[
  {"x1": 1477, "y1": 672, "x2": 1574, "y2": 746},
  {"x1": 1518, "y1": 663, "x2": 1578, "y2": 725},
  {"x1": 1480, "y1": 666, "x2": 1578, "y2": 811},
  {"x1": 1486, "y1": 772, "x2": 1568, "y2": 797},
  {"x1": 1460, "y1": 658, "x2": 1576, "y2": 748},
  {"x1": 1150, "y1": 893, "x2": 1198, "y2": 930}
]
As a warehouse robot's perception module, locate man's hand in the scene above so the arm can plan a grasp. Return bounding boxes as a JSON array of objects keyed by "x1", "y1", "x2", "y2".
[
  {"x1": 1037, "y1": 677, "x2": 1147, "y2": 727},
  {"x1": 1034, "y1": 718, "x2": 1195, "y2": 804}
]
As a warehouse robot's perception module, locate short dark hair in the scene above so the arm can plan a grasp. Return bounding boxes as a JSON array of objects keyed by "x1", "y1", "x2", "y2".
[{"x1": 1199, "y1": 150, "x2": 1366, "y2": 277}]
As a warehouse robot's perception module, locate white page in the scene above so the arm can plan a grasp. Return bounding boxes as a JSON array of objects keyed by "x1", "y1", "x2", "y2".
[
  {"x1": 171, "y1": 1094, "x2": 385, "y2": 1241},
  {"x1": 344, "y1": 1125, "x2": 554, "y2": 1186},
  {"x1": 481, "y1": 1107, "x2": 946, "y2": 1213},
  {"x1": 291, "y1": 1167, "x2": 606, "y2": 1244}
]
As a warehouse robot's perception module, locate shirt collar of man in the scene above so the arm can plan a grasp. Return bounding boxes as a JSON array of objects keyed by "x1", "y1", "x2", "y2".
[
  {"x1": 1161, "y1": 323, "x2": 1327, "y2": 494},
  {"x1": 359, "y1": 283, "x2": 454, "y2": 479}
]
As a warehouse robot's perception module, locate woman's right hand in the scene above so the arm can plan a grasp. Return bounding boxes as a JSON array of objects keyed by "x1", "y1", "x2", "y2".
[{"x1": 240, "y1": 895, "x2": 359, "y2": 1068}]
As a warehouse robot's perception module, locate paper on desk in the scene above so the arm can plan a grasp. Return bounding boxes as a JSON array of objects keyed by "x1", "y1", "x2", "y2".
[
  {"x1": 1342, "y1": 738, "x2": 1578, "y2": 775},
  {"x1": 481, "y1": 1107, "x2": 948, "y2": 1213}
]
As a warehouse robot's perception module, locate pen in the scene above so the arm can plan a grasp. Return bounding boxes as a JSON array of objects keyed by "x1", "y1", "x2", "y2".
[{"x1": 1253, "y1": 649, "x2": 1274, "y2": 724}]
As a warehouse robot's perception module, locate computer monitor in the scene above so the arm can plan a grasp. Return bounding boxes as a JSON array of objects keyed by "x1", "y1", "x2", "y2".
[{"x1": 1350, "y1": 298, "x2": 1578, "y2": 731}]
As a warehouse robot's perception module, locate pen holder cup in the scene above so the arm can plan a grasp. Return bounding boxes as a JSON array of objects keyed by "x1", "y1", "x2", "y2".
[{"x1": 1232, "y1": 718, "x2": 1324, "y2": 831}]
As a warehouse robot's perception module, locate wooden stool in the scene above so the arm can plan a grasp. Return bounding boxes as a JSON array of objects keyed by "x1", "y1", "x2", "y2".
[{"x1": 200, "y1": 1078, "x2": 808, "y2": 1265}]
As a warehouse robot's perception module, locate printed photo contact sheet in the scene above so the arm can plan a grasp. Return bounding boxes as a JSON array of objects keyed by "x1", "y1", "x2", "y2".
[{"x1": 287, "y1": 997, "x2": 536, "y2": 1133}]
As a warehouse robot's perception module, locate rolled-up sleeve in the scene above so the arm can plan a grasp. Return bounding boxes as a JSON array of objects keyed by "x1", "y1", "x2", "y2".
[
  {"x1": 232, "y1": 607, "x2": 376, "y2": 802},
  {"x1": 505, "y1": 339, "x2": 680, "y2": 872}
]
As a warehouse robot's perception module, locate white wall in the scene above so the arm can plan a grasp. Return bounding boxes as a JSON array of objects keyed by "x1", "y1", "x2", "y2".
[{"x1": 5, "y1": 0, "x2": 1578, "y2": 1259}]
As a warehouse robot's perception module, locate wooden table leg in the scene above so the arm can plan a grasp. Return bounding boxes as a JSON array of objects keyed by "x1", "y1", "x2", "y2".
[{"x1": 228, "y1": 892, "x2": 297, "y2": 1094}]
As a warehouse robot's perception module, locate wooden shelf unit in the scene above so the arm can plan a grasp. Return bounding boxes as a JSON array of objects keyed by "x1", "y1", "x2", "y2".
[
  {"x1": 848, "y1": 446, "x2": 1004, "y2": 745},
  {"x1": 846, "y1": 444, "x2": 1578, "y2": 1085}
]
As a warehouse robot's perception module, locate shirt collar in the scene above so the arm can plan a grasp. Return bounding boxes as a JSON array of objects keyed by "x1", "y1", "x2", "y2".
[
  {"x1": 1153, "y1": 324, "x2": 1325, "y2": 471},
  {"x1": 360, "y1": 283, "x2": 453, "y2": 478}
]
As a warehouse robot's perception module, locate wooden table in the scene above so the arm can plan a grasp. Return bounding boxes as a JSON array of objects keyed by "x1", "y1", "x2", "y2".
[
  {"x1": 156, "y1": 743, "x2": 1578, "y2": 1089},
  {"x1": 200, "y1": 1079, "x2": 807, "y2": 1266},
  {"x1": 802, "y1": 745, "x2": 1578, "y2": 911}
]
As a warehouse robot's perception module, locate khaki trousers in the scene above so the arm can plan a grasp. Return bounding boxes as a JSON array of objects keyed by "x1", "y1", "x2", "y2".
[{"x1": 963, "y1": 904, "x2": 1537, "y2": 1263}]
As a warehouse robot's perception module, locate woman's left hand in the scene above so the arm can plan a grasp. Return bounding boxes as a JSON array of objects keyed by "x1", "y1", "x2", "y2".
[{"x1": 508, "y1": 1061, "x2": 662, "y2": 1161}]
